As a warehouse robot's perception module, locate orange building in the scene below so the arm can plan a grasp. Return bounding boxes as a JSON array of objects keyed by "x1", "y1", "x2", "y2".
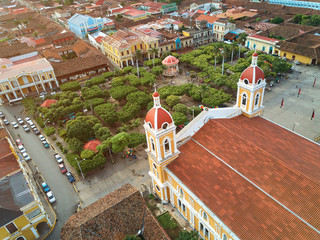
[{"x1": 144, "y1": 53, "x2": 320, "y2": 239}]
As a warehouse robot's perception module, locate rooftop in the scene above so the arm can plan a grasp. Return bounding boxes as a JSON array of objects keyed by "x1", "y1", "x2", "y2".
[
  {"x1": 61, "y1": 184, "x2": 169, "y2": 240},
  {"x1": 168, "y1": 115, "x2": 320, "y2": 239},
  {"x1": 0, "y1": 138, "x2": 19, "y2": 179},
  {"x1": 196, "y1": 14, "x2": 220, "y2": 24},
  {"x1": 248, "y1": 34, "x2": 279, "y2": 43}
]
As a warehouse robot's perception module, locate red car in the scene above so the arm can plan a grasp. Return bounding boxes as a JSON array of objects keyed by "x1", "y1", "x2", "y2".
[
  {"x1": 58, "y1": 164, "x2": 67, "y2": 174},
  {"x1": 16, "y1": 139, "x2": 23, "y2": 146}
]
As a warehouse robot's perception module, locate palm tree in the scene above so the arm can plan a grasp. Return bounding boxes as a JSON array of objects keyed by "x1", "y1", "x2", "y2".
[
  {"x1": 134, "y1": 50, "x2": 143, "y2": 78},
  {"x1": 207, "y1": 44, "x2": 220, "y2": 70},
  {"x1": 230, "y1": 41, "x2": 238, "y2": 65},
  {"x1": 148, "y1": 47, "x2": 158, "y2": 67},
  {"x1": 237, "y1": 33, "x2": 248, "y2": 58},
  {"x1": 221, "y1": 49, "x2": 225, "y2": 75}
]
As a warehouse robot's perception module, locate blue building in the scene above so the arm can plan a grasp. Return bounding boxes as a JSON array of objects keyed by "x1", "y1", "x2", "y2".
[
  {"x1": 268, "y1": 0, "x2": 320, "y2": 10},
  {"x1": 68, "y1": 14, "x2": 112, "y2": 38}
]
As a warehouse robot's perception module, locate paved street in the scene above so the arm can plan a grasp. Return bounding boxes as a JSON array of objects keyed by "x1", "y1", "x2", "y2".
[
  {"x1": 0, "y1": 104, "x2": 80, "y2": 240},
  {"x1": 263, "y1": 64, "x2": 320, "y2": 141}
]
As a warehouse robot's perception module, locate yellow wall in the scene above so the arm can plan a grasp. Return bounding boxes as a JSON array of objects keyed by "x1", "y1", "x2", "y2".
[
  {"x1": 238, "y1": 88, "x2": 251, "y2": 111},
  {"x1": 246, "y1": 38, "x2": 275, "y2": 54},
  {"x1": 279, "y1": 50, "x2": 312, "y2": 64}
]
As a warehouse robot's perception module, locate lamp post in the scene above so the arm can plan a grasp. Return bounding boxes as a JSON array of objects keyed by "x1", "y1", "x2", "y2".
[
  {"x1": 75, "y1": 157, "x2": 85, "y2": 180},
  {"x1": 221, "y1": 50, "x2": 225, "y2": 76}
]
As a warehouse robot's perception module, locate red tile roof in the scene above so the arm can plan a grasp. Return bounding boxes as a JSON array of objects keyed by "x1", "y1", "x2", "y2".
[
  {"x1": 145, "y1": 107, "x2": 173, "y2": 130},
  {"x1": 240, "y1": 65, "x2": 265, "y2": 84},
  {"x1": 249, "y1": 34, "x2": 279, "y2": 43},
  {"x1": 84, "y1": 140, "x2": 102, "y2": 152},
  {"x1": 0, "y1": 138, "x2": 19, "y2": 179},
  {"x1": 167, "y1": 115, "x2": 320, "y2": 239},
  {"x1": 95, "y1": 36, "x2": 104, "y2": 43},
  {"x1": 34, "y1": 38, "x2": 46, "y2": 45},
  {"x1": 40, "y1": 99, "x2": 57, "y2": 108},
  {"x1": 196, "y1": 14, "x2": 219, "y2": 24}
]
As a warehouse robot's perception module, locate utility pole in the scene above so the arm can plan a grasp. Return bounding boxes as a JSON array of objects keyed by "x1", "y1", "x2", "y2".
[{"x1": 75, "y1": 157, "x2": 85, "y2": 180}]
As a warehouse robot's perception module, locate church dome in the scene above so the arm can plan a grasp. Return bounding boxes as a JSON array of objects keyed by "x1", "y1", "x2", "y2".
[
  {"x1": 145, "y1": 92, "x2": 173, "y2": 130},
  {"x1": 162, "y1": 55, "x2": 179, "y2": 66},
  {"x1": 240, "y1": 53, "x2": 265, "y2": 84}
]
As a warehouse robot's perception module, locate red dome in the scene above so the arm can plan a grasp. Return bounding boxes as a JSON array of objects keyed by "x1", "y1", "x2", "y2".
[
  {"x1": 240, "y1": 66, "x2": 265, "y2": 84},
  {"x1": 153, "y1": 91, "x2": 159, "y2": 97},
  {"x1": 252, "y1": 52, "x2": 258, "y2": 57},
  {"x1": 145, "y1": 107, "x2": 173, "y2": 130},
  {"x1": 162, "y1": 55, "x2": 179, "y2": 66}
]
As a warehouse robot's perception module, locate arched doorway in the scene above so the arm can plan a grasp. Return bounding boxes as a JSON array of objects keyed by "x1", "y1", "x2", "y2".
[
  {"x1": 16, "y1": 237, "x2": 26, "y2": 240},
  {"x1": 36, "y1": 221, "x2": 50, "y2": 237}
]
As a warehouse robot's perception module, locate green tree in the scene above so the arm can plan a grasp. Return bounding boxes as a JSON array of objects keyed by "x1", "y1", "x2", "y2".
[
  {"x1": 80, "y1": 149, "x2": 95, "y2": 159},
  {"x1": 60, "y1": 81, "x2": 81, "y2": 91},
  {"x1": 165, "y1": 95, "x2": 180, "y2": 108},
  {"x1": 173, "y1": 103, "x2": 188, "y2": 114},
  {"x1": 230, "y1": 41, "x2": 238, "y2": 64},
  {"x1": 271, "y1": 17, "x2": 284, "y2": 24},
  {"x1": 310, "y1": 14, "x2": 320, "y2": 26},
  {"x1": 67, "y1": 137, "x2": 83, "y2": 153},
  {"x1": 176, "y1": 230, "x2": 200, "y2": 240},
  {"x1": 293, "y1": 14, "x2": 303, "y2": 24},
  {"x1": 272, "y1": 60, "x2": 292, "y2": 73},
  {"x1": 172, "y1": 112, "x2": 188, "y2": 126},
  {"x1": 118, "y1": 103, "x2": 141, "y2": 123},
  {"x1": 124, "y1": 235, "x2": 140, "y2": 240},
  {"x1": 148, "y1": 46, "x2": 159, "y2": 67},
  {"x1": 110, "y1": 86, "x2": 138, "y2": 101},
  {"x1": 127, "y1": 91, "x2": 152, "y2": 109},
  {"x1": 111, "y1": 132, "x2": 130, "y2": 153},
  {"x1": 134, "y1": 50, "x2": 143, "y2": 78},
  {"x1": 255, "y1": 17, "x2": 261, "y2": 22},
  {"x1": 207, "y1": 44, "x2": 220, "y2": 70},
  {"x1": 94, "y1": 103, "x2": 118, "y2": 125},
  {"x1": 66, "y1": 119, "x2": 94, "y2": 141},
  {"x1": 152, "y1": 66, "x2": 164, "y2": 77},
  {"x1": 128, "y1": 132, "x2": 146, "y2": 148}
]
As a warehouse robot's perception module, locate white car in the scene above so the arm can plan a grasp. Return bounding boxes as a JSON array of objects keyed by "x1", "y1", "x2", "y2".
[
  {"x1": 39, "y1": 134, "x2": 46, "y2": 141},
  {"x1": 23, "y1": 125, "x2": 30, "y2": 132},
  {"x1": 46, "y1": 191, "x2": 56, "y2": 203},
  {"x1": 22, "y1": 152, "x2": 31, "y2": 161},
  {"x1": 18, "y1": 145, "x2": 26, "y2": 153},
  {"x1": 30, "y1": 123, "x2": 36, "y2": 129},
  {"x1": 27, "y1": 120, "x2": 33, "y2": 125},
  {"x1": 17, "y1": 118, "x2": 24, "y2": 125},
  {"x1": 54, "y1": 153, "x2": 63, "y2": 164},
  {"x1": 12, "y1": 122, "x2": 19, "y2": 128},
  {"x1": 24, "y1": 117, "x2": 31, "y2": 122},
  {"x1": 3, "y1": 119, "x2": 9, "y2": 125}
]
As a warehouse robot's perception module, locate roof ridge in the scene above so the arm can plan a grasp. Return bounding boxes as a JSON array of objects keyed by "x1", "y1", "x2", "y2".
[{"x1": 190, "y1": 137, "x2": 320, "y2": 235}]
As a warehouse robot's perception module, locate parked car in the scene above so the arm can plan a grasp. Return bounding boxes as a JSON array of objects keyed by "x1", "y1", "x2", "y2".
[
  {"x1": 24, "y1": 117, "x2": 31, "y2": 122},
  {"x1": 16, "y1": 139, "x2": 23, "y2": 146},
  {"x1": 18, "y1": 145, "x2": 26, "y2": 153},
  {"x1": 46, "y1": 191, "x2": 56, "y2": 203},
  {"x1": 3, "y1": 119, "x2": 9, "y2": 125},
  {"x1": 33, "y1": 128, "x2": 40, "y2": 135},
  {"x1": 0, "y1": 112, "x2": 4, "y2": 118},
  {"x1": 22, "y1": 152, "x2": 31, "y2": 161},
  {"x1": 54, "y1": 153, "x2": 63, "y2": 164},
  {"x1": 17, "y1": 118, "x2": 24, "y2": 125},
  {"x1": 66, "y1": 172, "x2": 75, "y2": 183},
  {"x1": 12, "y1": 121, "x2": 19, "y2": 128},
  {"x1": 39, "y1": 134, "x2": 46, "y2": 141},
  {"x1": 41, "y1": 182, "x2": 50, "y2": 193},
  {"x1": 30, "y1": 123, "x2": 36, "y2": 129},
  {"x1": 58, "y1": 163, "x2": 67, "y2": 174},
  {"x1": 27, "y1": 120, "x2": 33, "y2": 126},
  {"x1": 23, "y1": 125, "x2": 30, "y2": 132},
  {"x1": 42, "y1": 140, "x2": 50, "y2": 148}
]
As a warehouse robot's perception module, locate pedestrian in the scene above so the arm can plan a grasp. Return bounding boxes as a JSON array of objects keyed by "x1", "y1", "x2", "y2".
[{"x1": 17, "y1": 134, "x2": 20, "y2": 138}]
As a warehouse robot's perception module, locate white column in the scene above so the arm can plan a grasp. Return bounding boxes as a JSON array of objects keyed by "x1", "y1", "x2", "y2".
[
  {"x1": 52, "y1": 72, "x2": 59, "y2": 87},
  {"x1": 15, "y1": 79, "x2": 25, "y2": 97},
  {"x1": 261, "y1": 86, "x2": 265, "y2": 107},
  {"x1": 9, "y1": 82, "x2": 17, "y2": 98},
  {"x1": 31, "y1": 76, "x2": 39, "y2": 94},
  {"x1": 248, "y1": 92, "x2": 253, "y2": 113},
  {"x1": 48, "y1": 81, "x2": 52, "y2": 90},
  {"x1": 148, "y1": 54, "x2": 150, "y2": 60},
  {"x1": 126, "y1": 59, "x2": 128, "y2": 66},
  {"x1": 131, "y1": 57, "x2": 134, "y2": 66},
  {"x1": 38, "y1": 74, "x2": 46, "y2": 91},
  {"x1": 5, "y1": 94, "x2": 10, "y2": 101},
  {"x1": 120, "y1": 61, "x2": 123, "y2": 68},
  {"x1": 30, "y1": 227, "x2": 40, "y2": 238},
  {"x1": 236, "y1": 85, "x2": 240, "y2": 107}
]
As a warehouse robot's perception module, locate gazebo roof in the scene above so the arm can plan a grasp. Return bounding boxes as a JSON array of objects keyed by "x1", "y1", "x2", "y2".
[
  {"x1": 40, "y1": 99, "x2": 57, "y2": 108},
  {"x1": 162, "y1": 55, "x2": 179, "y2": 66}
]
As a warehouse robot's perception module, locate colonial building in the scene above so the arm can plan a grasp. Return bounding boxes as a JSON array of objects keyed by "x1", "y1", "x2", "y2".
[
  {"x1": 268, "y1": 0, "x2": 320, "y2": 10},
  {"x1": 0, "y1": 133, "x2": 52, "y2": 240},
  {"x1": 102, "y1": 30, "x2": 158, "y2": 68},
  {"x1": 213, "y1": 19, "x2": 236, "y2": 42},
  {"x1": 68, "y1": 14, "x2": 113, "y2": 38},
  {"x1": 246, "y1": 35, "x2": 279, "y2": 54},
  {"x1": 144, "y1": 53, "x2": 320, "y2": 239},
  {"x1": 183, "y1": 20, "x2": 215, "y2": 48},
  {"x1": 0, "y1": 58, "x2": 59, "y2": 104}
]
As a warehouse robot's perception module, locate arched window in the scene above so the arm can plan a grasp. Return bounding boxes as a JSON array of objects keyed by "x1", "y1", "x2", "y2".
[
  {"x1": 162, "y1": 122, "x2": 168, "y2": 129},
  {"x1": 5, "y1": 85, "x2": 10, "y2": 91},
  {"x1": 244, "y1": 79, "x2": 249, "y2": 84},
  {"x1": 179, "y1": 188, "x2": 184, "y2": 197},
  {"x1": 222, "y1": 233, "x2": 228, "y2": 240},
  {"x1": 148, "y1": 122, "x2": 153, "y2": 129},
  {"x1": 150, "y1": 138, "x2": 155, "y2": 153},
  {"x1": 255, "y1": 94, "x2": 260, "y2": 106},
  {"x1": 164, "y1": 139, "x2": 170, "y2": 155},
  {"x1": 242, "y1": 93, "x2": 247, "y2": 106}
]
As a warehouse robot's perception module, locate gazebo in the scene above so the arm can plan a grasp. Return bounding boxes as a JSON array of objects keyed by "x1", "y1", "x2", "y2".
[{"x1": 162, "y1": 55, "x2": 179, "y2": 77}]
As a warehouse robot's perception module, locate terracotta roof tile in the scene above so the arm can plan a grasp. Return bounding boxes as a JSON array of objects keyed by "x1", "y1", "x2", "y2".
[{"x1": 167, "y1": 115, "x2": 320, "y2": 239}]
